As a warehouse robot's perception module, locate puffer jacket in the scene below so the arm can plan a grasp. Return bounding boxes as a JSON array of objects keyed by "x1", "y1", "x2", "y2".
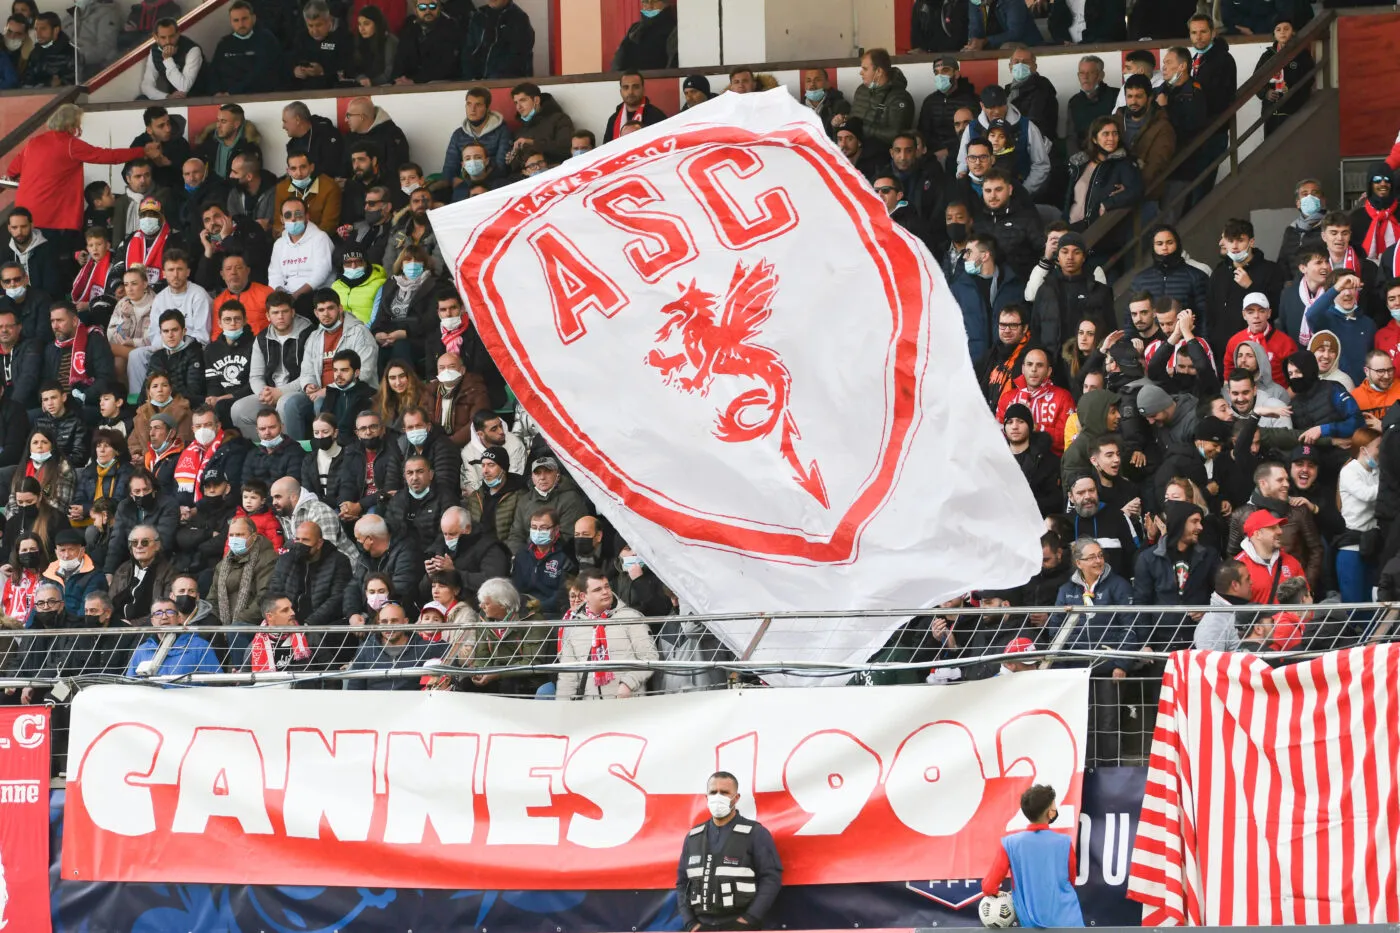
[
  {"x1": 1128, "y1": 252, "x2": 1210, "y2": 317},
  {"x1": 461, "y1": 0, "x2": 535, "y2": 80},
  {"x1": 243, "y1": 436, "x2": 306, "y2": 489},
  {"x1": 146, "y1": 338, "x2": 207, "y2": 405},
  {"x1": 343, "y1": 536, "x2": 422, "y2": 619},
  {"x1": 849, "y1": 66, "x2": 916, "y2": 150},
  {"x1": 382, "y1": 484, "x2": 458, "y2": 553},
  {"x1": 267, "y1": 545, "x2": 353, "y2": 629},
  {"x1": 1063, "y1": 149, "x2": 1143, "y2": 227},
  {"x1": 1032, "y1": 270, "x2": 1116, "y2": 356},
  {"x1": 171, "y1": 495, "x2": 239, "y2": 576},
  {"x1": 509, "y1": 93, "x2": 574, "y2": 167},
  {"x1": 301, "y1": 444, "x2": 364, "y2": 513},
  {"x1": 443, "y1": 111, "x2": 513, "y2": 176},
  {"x1": 33, "y1": 403, "x2": 89, "y2": 469}
]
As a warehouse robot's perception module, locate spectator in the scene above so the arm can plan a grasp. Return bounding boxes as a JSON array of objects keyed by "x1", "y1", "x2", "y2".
[
  {"x1": 1130, "y1": 224, "x2": 1209, "y2": 317},
  {"x1": 174, "y1": 405, "x2": 248, "y2": 500},
  {"x1": 680, "y1": 74, "x2": 712, "y2": 111},
  {"x1": 1224, "y1": 0, "x2": 1282, "y2": 37},
  {"x1": 268, "y1": 197, "x2": 336, "y2": 311},
  {"x1": 972, "y1": 168, "x2": 1042, "y2": 282},
  {"x1": 461, "y1": 411, "x2": 524, "y2": 491},
  {"x1": 798, "y1": 68, "x2": 849, "y2": 140},
  {"x1": 383, "y1": 451, "x2": 455, "y2": 552},
  {"x1": 145, "y1": 308, "x2": 206, "y2": 407},
  {"x1": 170, "y1": 468, "x2": 237, "y2": 579},
  {"x1": 1049, "y1": 0, "x2": 1125, "y2": 44},
  {"x1": 1279, "y1": 179, "x2": 1326, "y2": 265},
  {"x1": 467, "y1": 445, "x2": 522, "y2": 541},
  {"x1": 975, "y1": 302, "x2": 1032, "y2": 410},
  {"x1": 965, "y1": 0, "x2": 1041, "y2": 49},
  {"x1": 505, "y1": 455, "x2": 585, "y2": 554},
  {"x1": 1003, "y1": 402, "x2": 1061, "y2": 516},
  {"x1": 959, "y1": 85, "x2": 1051, "y2": 200},
  {"x1": 604, "y1": 71, "x2": 667, "y2": 144},
  {"x1": 1032, "y1": 232, "x2": 1113, "y2": 356},
  {"x1": 180, "y1": 161, "x2": 231, "y2": 239},
  {"x1": 1336, "y1": 428, "x2": 1382, "y2": 603},
  {"x1": 1224, "y1": 292, "x2": 1297, "y2": 387},
  {"x1": 1256, "y1": 18, "x2": 1313, "y2": 137},
  {"x1": 384, "y1": 404, "x2": 459, "y2": 497},
  {"x1": 64, "y1": 0, "x2": 120, "y2": 79},
  {"x1": 1133, "y1": 500, "x2": 1220, "y2": 650},
  {"x1": 1235, "y1": 510, "x2": 1305, "y2": 605},
  {"x1": 348, "y1": 5, "x2": 396, "y2": 86},
  {"x1": 245, "y1": 407, "x2": 305, "y2": 488},
  {"x1": 995, "y1": 348, "x2": 1076, "y2": 457},
  {"x1": 282, "y1": 102, "x2": 343, "y2": 180},
  {"x1": 1305, "y1": 271, "x2": 1375, "y2": 384},
  {"x1": 270, "y1": 474, "x2": 355, "y2": 561},
  {"x1": 126, "y1": 595, "x2": 221, "y2": 676},
  {"x1": 1208, "y1": 218, "x2": 1286, "y2": 352},
  {"x1": 197, "y1": 104, "x2": 260, "y2": 181},
  {"x1": 383, "y1": 188, "x2": 442, "y2": 275},
  {"x1": 1004, "y1": 47, "x2": 1057, "y2": 144},
  {"x1": 462, "y1": 0, "x2": 533, "y2": 80},
  {"x1": 274, "y1": 152, "x2": 341, "y2": 238},
  {"x1": 22, "y1": 12, "x2": 75, "y2": 86},
  {"x1": 507, "y1": 82, "x2": 573, "y2": 168},
  {"x1": 140, "y1": 17, "x2": 203, "y2": 100},
  {"x1": 612, "y1": 0, "x2": 674, "y2": 71},
  {"x1": 282, "y1": 289, "x2": 379, "y2": 437},
  {"x1": 426, "y1": 351, "x2": 488, "y2": 446},
  {"x1": 267, "y1": 518, "x2": 352, "y2": 633},
  {"x1": 109, "y1": 268, "x2": 153, "y2": 390},
  {"x1": 210, "y1": 514, "x2": 276, "y2": 628},
  {"x1": 119, "y1": 199, "x2": 182, "y2": 292},
  {"x1": 1115, "y1": 48, "x2": 1164, "y2": 111},
  {"x1": 329, "y1": 247, "x2": 384, "y2": 327},
  {"x1": 125, "y1": 0, "x2": 181, "y2": 42},
  {"x1": 72, "y1": 428, "x2": 130, "y2": 521},
  {"x1": 390, "y1": 0, "x2": 462, "y2": 85},
  {"x1": 2, "y1": 208, "x2": 61, "y2": 299},
  {"x1": 1279, "y1": 247, "x2": 1329, "y2": 343},
  {"x1": 1192, "y1": 559, "x2": 1256, "y2": 650},
  {"x1": 1155, "y1": 47, "x2": 1207, "y2": 195},
  {"x1": 1285, "y1": 348, "x2": 1361, "y2": 456},
  {"x1": 446, "y1": 87, "x2": 512, "y2": 185},
  {"x1": 1318, "y1": 211, "x2": 1371, "y2": 286},
  {"x1": 194, "y1": 204, "x2": 271, "y2": 296},
  {"x1": 884, "y1": 131, "x2": 943, "y2": 234},
  {"x1": 1186, "y1": 13, "x2": 1236, "y2": 197},
  {"x1": 227, "y1": 150, "x2": 277, "y2": 235},
  {"x1": 132, "y1": 108, "x2": 193, "y2": 205},
  {"x1": 287, "y1": 0, "x2": 350, "y2": 91},
  {"x1": 1350, "y1": 162, "x2": 1400, "y2": 263},
  {"x1": 556, "y1": 567, "x2": 657, "y2": 698},
  {"x1": 343, "y1": 96, "x2": 409, "y2": 180},
  {"x1": 0, "y1": 532, "x2": 45, "y2": 625},
  {"x1": 344, "y1": 597, "x2": 442, "y2": 689},
  {"x1": 423, "y1": 505, "x2": 507, "y2": 599},
  {"x1": 343, "y1": 513, "x2": 420, "y2": 625},
  {"x1": 727, "y1": 67, "x2": 755, "y2": 94},
  {"x1": 202, "y1": 303, "x2": 255, "y2": 427},
  {"x1": 110, "y1": 524, "x2": 178, "y2": 623},
  {"x1": 1067, "y1": 55, "x2": 1117, "y2": 147},
  {"x1": 129, "y1": 370, "x2": 193, "y2": 460},
  {"x1": 6, "y1": 472, "x2": 64, "y2": 560},
  {"x1": 834, "y1": 119, "x2": 883, "y2": 180},
  {"x1": 918, "y1": 55, "x2": 978, "y2": 161},
  {"x1": 1354, "y1": 350, "x2": 1400, "y2": 426},
  {"x1": 342, "y1": 184, "x2": 395, "y2": 259},
  {"x1": 303, "y1": 410, "x2": 358, "y2": 505},
  {"x1": 910, "y1": 0, "x2": 967, "y2": 51},
  {"x1": 33, "y1": 382, "x2": 87, "y2": 468},
  {"x1": 848, "y1": 48, "x2": 914, "y2": 152},
  {"x1": 1119, "y1": 75, "x2": 1176, "y2": 206},
  {"x1": 1063, "y1": 116, "x2": 1142, "y2": 229},
  {"x1": 374, "y1": 358, "x2": 428, "y2": 427},
  {"x1": 44, "y1": 300, "x2": 114, "y2": 416},
  {"x1": 207, "y1": 0, "x2": 283, "y2": 95},
  {"x1": 3, "y1": 15, "x2": 31, "y2": 79}
]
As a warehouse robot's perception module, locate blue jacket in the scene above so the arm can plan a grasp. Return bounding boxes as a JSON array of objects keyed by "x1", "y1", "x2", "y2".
[
  {"x1": 1304, "y1": 287, "x2": 1376, "y2": 383},
  {"x1": 949, "y1": 265, "x2": 1026, "y2": 362},
  {"x1": 126, "y1": 631, "x2": 222, "y2": 681},
  {"x1": 512, "y1": 542, "x2": 577, "y2": 616},
  {"x1": 0, "y1": 48, "x2": 16, "y2": 90},
  {"x1": 967, "y1": 0, "x2": 1043, "y2": 47},
  {"x1": 43, "y1": 558, "x2": 105, "y2": 620},
  {"x1": 343, "y1": 633, "x2": 443, "y2": 690},
  {"x1": 443, "y1": 112, "x2": 514, "y2": 176},
  {"x1": 1049, "y1": 567, "x2": 1136, "y2": 673}
]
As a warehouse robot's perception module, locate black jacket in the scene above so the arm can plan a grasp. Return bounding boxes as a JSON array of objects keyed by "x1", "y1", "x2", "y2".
[
  {"x1": 910, "y1": 0, "x2": 967, "y2": 52},
  {"x1": 392, "y1": 13, "x2": 465, "y2": 83},
  {"x1": 179, "y1": 176, "x2": 231, "y2": 236},
  {"x1": 462, "y1": 0, "x2": 535, "y2": 79},
  {"x1": 147, "y1": 338, "x2": 207, "y2": 405},
  {"x1": 918, "y1": 76, "x2": 979, "y2": 155},
  {"x1": 352, "y1": 440, "x2": 394, "y2": 514},
  {"x1": 421, "y1": 529, "x2": 510, "y2": 601},
  {"x1": 0, "y1": 396, "x2": 27, "y2": 467},
  {"x1": 1255, "y1": 44, "x2": 1313, "y2": 117},
  {"x1": 268, "y1": 544, "x2": 353, "y2": 629},
  {"x1": 1007, "y1": 73, "x2": 1059, "y2": 143},
  {"x1": 171, "y1": 494, "x2": 238, "y2": 576},
  {"x1": 1049, "y1": 0, "x2": 1125, "y2": 43},
  {"x1": 1161, "y1": 79, "x2": 1208, "y2": 176},
  {"x1": 0, "y1": 340, "x2": 41, "y2": 411},
  {"x1": 610, "y1": 3, "x2": 675, "y2": 71},
  {"x1": 344, "y1": 119, "x2": 410, "y2": 182},
  {"x1": 41, "y1": 328, "x2": 115, "y2": 409},
  {"x1": 383, "y1": 425, "x2": 462, "y2": 500},
  {"x1": 972, "y1": 202, "x2": 1043, "y2": 282},
  {"x1": 243, "y1": 436, "x2": 305, "y2": 489},
  {"x1": 33, "y1": 402, "x2": 88, "y2": 469},
  {"x1": 1131, "y1": 503, "x2": 1222, "y2": 651},
  {"x1": 208, "y1": 27, "x2": 284, "y2": 95},
  {"x1": 1062, "y1": 150, "x2": 1143, "y2": 227},
  {"x1": 0, "y1": 238, "x2": 61, "y2": 297},
  {"x1": 301, "y1": 442, "x2": 362, "y2": 510},
  {"x1": 286, "y1": 116, "x2": 344, "y2": 180},
  {"x1": 1190, "y1": 39, "x2": 1239, "y2": 119},
  {"x1": 1207, "y1": 249, "x2": 1285, "y2": 353},
  {"x1": 1032, "y1": 270, "x2": 1116, "y2": 355},
  {"x1": 382, "y1": 484, "x2": 458, "y2": 553},
  {"x1": 106, "y1": 496, "x2": 179, "y2": 573},
  {"x1": 425, "y1": 321, "x2": 505, "y2": 409},
  {"x1": 1129, "y1": 253, "x2": 1210, "y2": 317},
  {"x1": 344, "y1": 536, "x2": 422, "y2": 618},
  {"x1": 1015, "y1": 431, "x2": 1062, "y2": 517},
  {"x1": 322, "y1": 380, "x2": 376, "y2": 442},
  {"x1": 192, "y1": 221, "x2": 271, "y2": 290},
  {"x1": 287, "y1": 23, "x2": 352, "y2": 90},
  {"x1": 22, "y1": 31, "x2": 76, "y2": 87},
  {"x1": 602, "y1": 100, "x2": 668, "y2": 144}
]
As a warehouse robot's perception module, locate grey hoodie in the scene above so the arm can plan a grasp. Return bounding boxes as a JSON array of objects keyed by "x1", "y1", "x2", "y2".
[{"x1": 1222, "y1": 339, "x2": 1292, "y2": 420}]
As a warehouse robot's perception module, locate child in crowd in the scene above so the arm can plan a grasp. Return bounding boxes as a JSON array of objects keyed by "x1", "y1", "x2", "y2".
[{"x1": 236, "y1": 478, "x2": 285, "y2": 551}]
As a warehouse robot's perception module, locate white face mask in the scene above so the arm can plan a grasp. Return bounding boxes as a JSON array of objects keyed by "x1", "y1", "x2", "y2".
[
  {"x1": 706, "y1": 792, "x2": 733, "y2": 819},
  {"x1": 194, "y1": 427, "x2": 216, "y2": 446},
  {"x1": 438, "y1": 368, "x2": 462, "y2": 383}
]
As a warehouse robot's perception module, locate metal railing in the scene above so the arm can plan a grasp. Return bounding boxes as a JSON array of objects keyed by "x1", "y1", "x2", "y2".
[
  {"x1": 3, "y1": 599, "x2": 1396, "y2": 774},
  {"x1": 1085, "y1": 9, "x2": 1337, "y2": 274}
]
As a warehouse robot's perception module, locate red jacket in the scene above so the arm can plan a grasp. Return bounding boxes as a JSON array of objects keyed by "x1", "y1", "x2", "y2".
[
  {"x1": 237, "y1": 506, "x2": 286, "y2": 552},
  {"x1": 7, "y1": 130, "x2": 145, "y2": 231},
  {"x1": 1225, "y1": 325, "x2": 1297, "y2": 387},
  {"x1": 1376, "y1": 321, "x2": 1400, "y2": 366},
  {"x1": 996, "y1": 377, "x2": 1075, "y2": 456},
  {"x1": 1235, "y1": 540, "x2": 1304, "y2": 605}
]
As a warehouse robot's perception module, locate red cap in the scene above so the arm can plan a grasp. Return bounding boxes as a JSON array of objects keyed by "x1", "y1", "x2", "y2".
[
  {"x1": 1005, "y1": 637, "x2": 1036, "y2": 655},
  {"x1": 1243, "y1": 510, "x2": 1286, "y2": 536}
]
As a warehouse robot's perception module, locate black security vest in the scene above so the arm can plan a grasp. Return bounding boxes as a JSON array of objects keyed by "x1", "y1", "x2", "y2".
[{"x1": 681, "y1": 817, "x2": 758, "y2": 919}]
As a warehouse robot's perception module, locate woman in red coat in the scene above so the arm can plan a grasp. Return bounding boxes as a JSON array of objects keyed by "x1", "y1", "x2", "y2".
[{"x1": 6, "y1": 103, "x2": 155, "y2": 240}]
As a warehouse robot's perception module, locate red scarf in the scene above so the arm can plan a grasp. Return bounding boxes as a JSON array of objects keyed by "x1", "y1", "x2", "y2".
[
  {"x1": 55, "y1": 325, "x2": 95, "y2": 387},
  {"x1": 72, "y1": 250, "x2": 112, "y2": 303},
  {"x1": 613, "y1": 98, "x2": 648, "y2": 138},
  {"x1": 249, "y1": 627, "x2": 311, "y2": 672},
  {"x1": 174, "y1": 430, "x2": 222, "y2": 500},
  {"x1": 125, "y1": 224, "x2": 170, "y2": 284},
  {"x1": 1331, "y1": 247, "x2": 1361, "y2": 275},
  {"x1": 589, "y1": 621, "x2": 613, "y2": 686},
  {"x1": 1363, "y1": 201, "x2": 1400, "y2": 260},
  {"x1": 440, "y1": 320, "x2": 468, "y2": 356},
  {"x1": 3, "y1": 568, "x2": 40, "y2": 623}
]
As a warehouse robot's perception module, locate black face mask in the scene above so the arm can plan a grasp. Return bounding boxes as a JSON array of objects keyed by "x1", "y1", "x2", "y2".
[
  {"x1": 1288, "y1": 375, "x2": 1314, "y2": 394},
  {"x1": 288, "y1": 542, "x2": 311, "y2": 562},
  {"x1": 573, "y1": 537, "x2": 596, "y2": 560},
  {"x1": 1154, "y1": 250, "x2": 1182, "y2": 271},
  {"x1": 172, "y1": 594, "x2": 197, "y2": 615},
  {"x1": 14, "y1": 504, "x2": 35, "y2": 521},
  {"x1": 31, "y1": 609, "x2": 60, "y2": 628},
  {"x1": 85, "y1": 613, "x2": 105, "y2": 625},
  {"x1": 16, "y1": 551, "x2": 42, "y2": 570},
  {"x1": 946, "y1": 222, "x2": 968, "y2": 244},
  {"x1": 195, "y1": 493, "x2": 225, "y2": 513},
  {"x1": 312, "y1": 435, "x2": 336, "y2": 451},
  {"x1": 132, "y1": 492, "x2": 155, "y2": 509},
  {"x1": 361, "y1": 434, "x2": 381, "y2": 451}
]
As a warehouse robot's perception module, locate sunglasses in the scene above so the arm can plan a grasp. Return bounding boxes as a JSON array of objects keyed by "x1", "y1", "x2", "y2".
[
  {"x1": 129, "y1": 538, "x2": 155, "y2": 546},
  {"x1": 416, "y1": 3, "x2": 436, "y2": 8},
  {"x1": 874, "y1": 186, "x2": 896, "y2": 195}
]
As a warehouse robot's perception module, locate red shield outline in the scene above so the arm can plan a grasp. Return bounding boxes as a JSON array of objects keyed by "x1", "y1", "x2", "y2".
[{"x1": 455, "y1": 123, "x2": 928, "y2": 562}]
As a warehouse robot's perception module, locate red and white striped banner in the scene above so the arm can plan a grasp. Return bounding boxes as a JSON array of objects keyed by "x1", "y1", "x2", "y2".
[{"x1": 1128, "y1": 647, "x2": 1400, "y2": 925}]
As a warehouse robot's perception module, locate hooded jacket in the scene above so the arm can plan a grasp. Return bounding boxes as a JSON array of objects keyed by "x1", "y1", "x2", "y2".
[
  {"x1": 849, "y1": 66, "x2": 916, "y2": 150},
  {"x1": 1226, "y1": 338, "x2": 1292, "y2": 407},
  {"x1": 611, "y1": 2, "x2": 677, "y2": 71},
  {"x1": 1304, "y1": 287, "x2": 1375, "y2": 383},
  {"x1": 958, "y1": 104, "x2": 1052, "y2": 197},
  {"x1": 1226, "y1": 488, "x2": 1324, "y2": 593},
  {"x1": 1132, "y1": 501, "x2": 1221, "y2": 651},
  {"x1": 444, "y1": 110, "x2": 513, "y2": 176},
  {"x1": 1285, "y1": 349, "x2": 1362, "y2": 438},
  {"x1": 462, "y1": 0, "x2": 535, "y2": 80},
  {"x1": 1059, "y1": 389, "x2": 1118, "y2": 487},
  {"x1": 343, "y1": 107, "x2": 410, "y2": 180},
  {"x1": 1014, "y1": 430, "x2": 1062, "y2": 517}
]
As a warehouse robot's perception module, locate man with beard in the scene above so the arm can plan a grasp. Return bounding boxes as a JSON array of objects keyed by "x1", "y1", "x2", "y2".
[
  {"x1": 1133, "y1": 500, "x2": 1220, "y2": 651},
  {"x1": 1288, "y1": 445, "x2": 1344, "y2": 591},
  {"x1": 975, "y1": 303, "x2": 1031, "y2": 409},
  {"x1": 340, "y1": 142, "x2": 394, "y2": 227},
  {"x1": 1064, "y1": 473, "x2": 1138, "y2": 579},
  {"x1": 995, "y1": 348, "x2": 1075, "y2": 457},
  {"x1": 1226, "y1": 459, "x2": 1323, "y2": 593},
  {"x1": 1349, "y1": 162, "x2": 1400, "y2": 262},
  {"x1": 1124, "y1": 292, "x2": 1164, "y2": 347},
  {"x1": 1193, "y1": 560, "x2": 1260, "y2": 650}
]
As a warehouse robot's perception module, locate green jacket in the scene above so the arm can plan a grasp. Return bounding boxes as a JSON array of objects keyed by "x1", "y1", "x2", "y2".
[
  {"x1": 332, "y1": 264, "x2": 388, "y2": 327},
  {"x1": 849, "y1": 67, "x2": 916, "y2": 150}
]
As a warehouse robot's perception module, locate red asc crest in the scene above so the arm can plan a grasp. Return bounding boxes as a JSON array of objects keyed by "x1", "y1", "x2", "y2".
[{"x1": 455, "y1": 123, "x2": 931, "y2": 563}]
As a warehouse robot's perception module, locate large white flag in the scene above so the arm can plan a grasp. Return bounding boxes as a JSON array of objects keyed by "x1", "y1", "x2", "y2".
[{"x1": 431, "y1": 88, "x2": 1042, "y2": 669}]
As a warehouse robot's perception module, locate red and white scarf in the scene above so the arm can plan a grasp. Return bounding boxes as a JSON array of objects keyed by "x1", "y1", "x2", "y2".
[
  {"x1": 124, "y1": 225, "x2": 170, "y2": 284},
  {"x1": 71, "y1": 250, "x2": 112, "y2": 304},
  {"x1": 54, "y1": 324, "x2": 96, "y2": 387},
  {"x1": 1332, "y1": 247, "x2": 1361, "y2": 275},
  {"x1": 174, "y1": 430, "x2": 222, "y2": 500},
  {"x1": 1363, "y1": 200, "x2": 1400, "y2": 259},
  {"x1": 613, "y1": 99, "x2": 648, "y2": 138},
  {"x1": 440, "y1": 320, "x2": 469, "y2": 356},
  {"x1": 578, "y1": 605, "x2": 615, "y2": 687},
  {"x1": 248, "y1": 627, "x2": 311, "y2": 672},
  {"x1": 3, "y1": 569, "x2": 40, "y2": 624}
]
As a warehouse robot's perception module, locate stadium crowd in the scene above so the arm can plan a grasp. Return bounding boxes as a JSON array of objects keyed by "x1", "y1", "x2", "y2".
[{"x1": 0, "y1": 0, "x2": 1390, "y2": 763}]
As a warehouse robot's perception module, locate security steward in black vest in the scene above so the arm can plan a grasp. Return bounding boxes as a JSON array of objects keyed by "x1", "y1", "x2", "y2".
[{"x1": 676, "y1": 771, "x2": 783, "y2": 931}]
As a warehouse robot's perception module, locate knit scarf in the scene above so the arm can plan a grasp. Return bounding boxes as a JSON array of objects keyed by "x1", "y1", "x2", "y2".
[
  {"x1": 54, "y1": 325, "x2": 95, "y2": 387},
  {"x1": 574, "y1": 604, "x2": 615, "y2": 687},
  {"x1": 248, "y1": 625, "x2": 310, "y2": 673},
  {"x1": 1332, "y1": 247, "x2": 1361, "y2": 275},
  {"x1": 440, "y1": 320, "x2": 468, "y2": 356},
  {"x1": 986, "y1": 334, "x2": 1029, "y2": 403},
  {"x1": 124, "y1": 225, "x2": 170, "y2": 283},
  {"x1": 72, "y1": 250, "x2": 112, "y2": 304},
  {"x1": 217, "y1": 543, "x2": 266, "y2": 634},
  {"x1": 2, "y1": 569, "x2": 40, "y2": 624},
  {"x1": 613, "y1": 98, "x2": 648, "y2": 138},
  {"x1": 174, "y1": 430, "x2": 221, "y2": 500},
  {"x1": 1363, "y1": 200, "x2": 1400, "y2": 260}
]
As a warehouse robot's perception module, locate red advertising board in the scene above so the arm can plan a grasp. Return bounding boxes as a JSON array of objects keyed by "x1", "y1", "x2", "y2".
[{"x1": 0, "y1": 707, "x2": 51, "y2": 933}]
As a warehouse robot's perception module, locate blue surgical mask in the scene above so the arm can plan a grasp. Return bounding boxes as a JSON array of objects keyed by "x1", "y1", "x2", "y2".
[
  {"x1": 260, "y1": 436, "x2": 282, "y2": 449},
  {"x1": 342, "y1": 265, "x2": 366, "y2": 281},
  {"x1": 286, "y1": 220, "x2": 307, "y2": 237},
  {"x1": 402, "y1": 262, "x2": 424, "y2": 280},
  {"x1": 464, "y1": 158, "x2": 486, "y2": 178},
  {"x1": 4, "y1": 286, "x2": 24, "y2": 301},
  {"x1": 571, "y1": 149, "x2": 589, "y2": 158},
  {"x1": 233, "y1": 28, "x2": 254, "y2": 39},
  {"x1": 933, "y1": 74, "x2": 953, "y2": 94},
  {"x1": 184, "y1": 182, "x2": 199, "y2": 193},
  {"x1": 223, "y1": 327, "x2": 244, "y2": 341},
  {"x1": 963, "y1": 257, "x2": 981, "y2": 276},
  {"x1": 1011, "y1": 63, "x2": 1031, "y2": 83},
  {"x1": 30, "y1": 450, "x2": 50, "y2": 464},
  {"x1": 139, "y1": 217, "x2": 162, "y2": 236},
  {"x1": 529, "y1": 528, "x2": 552, "y2": 547},
  {"x1": 151, "y1": 396, "x2": 171, "y2": 408},
  {"x1": 409, "y1": 486, "x2": 431, "y2": 500},
  {"x1": 484, "y1": 475, "x2": 503, "y2": 489},
  {"x1": 521, "y1": 108, "x2": 536, "y2": 123},
  {"x1": 641, "y1": 7, "x2": 660, "y2": 16},
  {"x1": 1227, "y1": 249, "x2": 1250, "y2": 263},
  {"x1": 227, "y1": 536, "x2": 249, "y2": 555},
  {"x1": 290, "y1": 175, "x2": 312, "y2": 190},
  {"x1": 622, "y1": 555, "x2": 644, "y2": 571},
  {"x1": 406, "y1": 428, "x2": 428, "y2": 446},
  {"x1": 1300, "y1": 195, "x2": 1323, "y2": 216},
  {"x1": 804, "y1": 88, "x2": 825, "y2": 103},
  {"x1": 1391, "y1": 308, "x2": 1400, "y2": 324}
]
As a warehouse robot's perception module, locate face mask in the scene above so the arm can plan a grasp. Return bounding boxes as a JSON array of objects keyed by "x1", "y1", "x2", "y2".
[
  {"x1": 1365, "y1": 454, "x2": 1379, "y2": 471},
  {"x1": 406, "y1": 428, "x2": 429, "y2": 446},
  {"x1": 934, "y1": 74, "x2": 953, "y2": 94},
  {"x1": 343, "y1": 266, "x2": 366, "y2": 281},
  {"x1": 290, "y1": 175, "x2": 312, "y2": 190},
  {"x1": 312, "y1": 434, "x2": 335, "y2": 451},
  {"x1": 443, "y1": 534, "x2": 459, "y2": 551},
  {"x1": 260, "y1": 436, "x2": 282, "y2": 449},
  {"x1": 573, "y1": 537, "x2": 595, "y2": 559},
  {"x1": 288, "y1": 541, "x2": 310, "y2": 562},
  {"x1": 866, "y1": 79, "x2": 879, "y2": 90},
  {"x1": 484, "y1": 474, "x2": 503, "y2": 489},
  {"x1": 227, "y1": 536, "x2": 249, "y2": 555},
  {"x1": 409, "y1": 485, "x2": 431, "y2": 500},
  {"x1": 1288, "y1": 375, "x2": 1311, "y2": 393},
  {"x1": 133, "y1": 492, "x2": 155, "y2": 509},
  {"x1": 438, "y1": 368, "x2": 462, "y2": 383},
  {"x1": 1011, "y1": 63, "x2": 1032, "y2": 83},
  {"x1": 707, "y1": 793, "x2": 733, "y2": 819},
  {"x1": 1227, "y1": 249, "x2": 1250, "y2": 263},
  {"x1": 403, "y1": 262, "x2": 424, "y2": 280},
  {"x1": 322, "y1": 317, "x2": 343, "y2": 333},
  {"x1": 39, "y1": 39, "x2": 52, "y2": 49},
  {"x1": 3, "y1": 37, "x2": 21, "y2": 51},
  {"x1": 641, "y1": 7, "x2": 660, "y2": 16},
  {"x1": 17, "y1": 551, "x2": 42, "y2": 570},
  {"x1": 54, "y1": 552, "x2": 82, "y2": 574},
  {"x1": 364, "y1": 206, "x2": 385, "y2": 224},
  {"x1": 401, "y1": 183, "x2": 419, "y2": 196},
  {"x1": 31, "y1": 609, "x2": 59, "y2": 627},
  {"x1": 194, "y1": 427, "x2": 216, "y2": 446},
  {"x1": 367, "y1": 592, "x2": 389, "y2": 610},
  {"x1": 30, "y1": 450, "x2": 50, "y2": 464},
  {"x1": 440, "y1": 315, "x2": 462, "y2": 331},
  {"x1": 963, "y1": 257, "x2": 981, "y2": 276},
  {"x1": 139, "y1": 217, "x2": 161, "y2": 236},
  {"x1": 14, "y1": 504, "x2": 34, "y2": 520},
  {"x1": 97, "y1": 457, "x2": 115, "y2": 469},
  {"x1": 1300, "y1": 195, "x2": 1323, "y2": 216},
  {"x1": 286, "y1": 220, "x2": 307, "y2": 237},
  {"x1": 4, "y1": 286, "x2": 22, "y2": 301},
  {"x1": 521, "y1": 109, "x2": 536, "y2": 123},
  {"x1": 184, "y1": 182, "x2": 199, "y2": 193},
  {"x1": 173, "y1": 594, "x2": 197, "y2": 615},
  {"x1": 622, "y1": 555, "x2": 644, "y2": 572},
  {"x1": 529, "y1": 528, "x2": 553, "y2": 547},
  {"x1": 1391, "y1": 308, "x2": 1400, "y2": 324},
  {"x1": 361, "y1": 434, "x2": 381, "y2": 451},
  {"x1": 804, "y1": 88, "x2": 825, "y2": 103},
  {"x1": 464, "y1": 158, "x2": 486, "y2": 178},
  {"x1": 233, "y1": 28, "x2": 253, "y2": 39},
  {"x1": 571, "y1": 149, "x2": 589, "y2": 158}
]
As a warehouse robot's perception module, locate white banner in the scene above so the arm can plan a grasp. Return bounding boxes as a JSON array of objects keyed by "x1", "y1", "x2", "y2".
[
  {"x1": 63, "y1": 675, "x2": 1088, "y2": 888},
  {"x1": 431, "y1": 89, "x2": 1042, "y2": 668}
]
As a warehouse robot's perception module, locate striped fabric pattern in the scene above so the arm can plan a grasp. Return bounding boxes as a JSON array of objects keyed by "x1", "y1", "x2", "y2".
[{"x1": 1128, "y1": 647, "x2": 1400, "y2": 926}]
